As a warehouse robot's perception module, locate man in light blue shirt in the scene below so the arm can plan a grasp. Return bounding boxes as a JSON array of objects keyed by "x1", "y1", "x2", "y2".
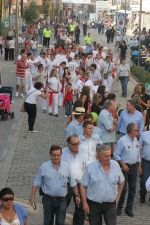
[
  {"x1": 139, "y1": 130, "x2": 150, "y2": 204},
  {"x1": 66, "y1": 107, "x2": 85, "y2": 138},
  {"x1": 74, "y1": 113, "x2": 103, "y2": 140},
  {"x1": 80, "y1": 145, "x2": 124, "y2": 225},
  {"x1": 79, "y1": 121, "x2": 103, "y2": 163},
  {"x1": 62, "y1": 135, "x2": 88, "y2": 225},
  {"x1": 117, "y1": 99, "x2": 144, "y2": 139},
  {"x1": 30, "y1": 145, "x2": 80, "y2": 225},
  {"x1": 98, "y1": 99, "x2": 117, "y2": 149},
  {"x1": 114, "y1": 123, "x2": 142, "y2": 217}
]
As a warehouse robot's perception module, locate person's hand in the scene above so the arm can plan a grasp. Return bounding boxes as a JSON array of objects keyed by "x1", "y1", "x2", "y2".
[
  {"x1": 123, "y1": 164, "x2": 129, "y2": 172},
  {"x1": 30, "y1": 196, "x2": 36, "y2": 205},
  {"x1": 113, "y1": 119, "x2": 118, "y2": 125},
  {"x1": 83, "y1": 202, "x2": 90, "y2": 214},
  {"x1": 138, "y1": 166, "x2": 142, "y2": 176},
  {"x1": 128, "y1": 76, "x2": 130, "y2": 81},
  {"x1": 75, "y1": 196, "x2": 81, "y2": 206},
  {"x1": 115, "y1": 196, "x2": 120, "y2": 209}
]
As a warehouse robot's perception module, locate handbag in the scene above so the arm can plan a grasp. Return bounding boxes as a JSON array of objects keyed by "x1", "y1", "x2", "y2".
[
  {"x1": 103, "y1": 63, "x2": 111, "y2": 79},
  {"x1": 20, "y1": 90, "x2": 37, "y2": 112}
]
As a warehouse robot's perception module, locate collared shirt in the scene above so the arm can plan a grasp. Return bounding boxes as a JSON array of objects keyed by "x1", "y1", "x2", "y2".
[
  {"x1": 81, "y1": 159, "x2": 124, "y2": 203},
  {"x1": 66, "y1": 119, "x2": 82, "y2": 138},
  {"x1": 113, "y1": 135, "x2": 141, "y2": 164},
  {"x1": 101, "y1": 61, "x2": 114, "y2": 77},
  {"x1": 117, "y1": 64, "x2": 130, "y2": 77},
  {"x1": 74, "y1": 126, "x2": 103, "y2": 140},
  {"x1": 139, "y1": 130, "x2": 150, "y2": 161},
  {"x1": 61, "y1": 147, "x2": 88, "y2": 183},
  {"x1": 33, "y1": 160, "x2": 76, "y2": 197},
  {"x1": 117, "y1": 109, "x2": 144, "y2": 135},
  {"x1": 98, "y1": 109, "x2": 116, "y2": 143},
  {"x1": 79, "y1": 134, "x2": 103, "y2": 163}
]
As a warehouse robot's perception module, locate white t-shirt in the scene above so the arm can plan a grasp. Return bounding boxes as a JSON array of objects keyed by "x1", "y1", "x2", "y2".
[
  {"x1": 18, "y1": 36, "x2": 23, "y2": 44},
  {"x1": 8, "y1": 40, "x2": 15, "y2": 49},
  {"x1": 90, "y1": 70, "x2": 101, "y2": 83},
  {"x1": 30, "y1": 59, "x2": 38, "y2": 74},
  {"x1": 92, "y1": 50, "x2": 99, "y2": 58},
  {"x1": 85, "y1": 58, "x2": 94, "y2": 69},
  {"x1": 25, "y1": 87, "x2": 41, "y2": 104},
  {"x1": 47, "y1": 59, "x2": 59, "y2": 75},
  {"x1": 30, "y1": 40, "x2": 37, "y2": 49},
  {"x1": 56, "y1": 54, "x2": 68, "y2": 64},
  {"x1": 48, "y1": 77, "x2": 60, "y2": 92},
  {"x1": 68, "y1": 61, "x2": 78, "y2": 86},
  {"x1": 94, "y1": 58, "x2": 103, "y2": 72},
  {"x1": 75, "y1": 78, "x2": 94, "y2": 98}
]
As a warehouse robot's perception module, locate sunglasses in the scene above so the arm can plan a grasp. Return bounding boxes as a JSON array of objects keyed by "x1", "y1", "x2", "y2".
[
  {"x1": 69, "y1": 142, "x2": 80, "y2": 146},
  {"x1": 2, "y1": 197, "x2": 14, "y2": 202}
]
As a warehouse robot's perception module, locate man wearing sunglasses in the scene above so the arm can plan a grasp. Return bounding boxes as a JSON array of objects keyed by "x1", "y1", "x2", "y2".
[
  {"x1": 114, "y1": 123, "x2": 142, "y2": 217},
  {"x1": 61, "y1": 135, "x2": 88, "y2": 225}
]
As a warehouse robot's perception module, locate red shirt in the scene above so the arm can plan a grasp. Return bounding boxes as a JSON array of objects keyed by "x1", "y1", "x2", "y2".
[
  {"x1": 16, "y1": 60, "x2": 26, "y2": 78},
  {"x1": 64, "y1": 89, "x2": 73, "y2": 101}
]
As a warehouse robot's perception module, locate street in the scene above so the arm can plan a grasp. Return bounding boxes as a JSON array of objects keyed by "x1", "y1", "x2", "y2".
[{"x1": 0, "y1": 28, "x2": 150, "y2": 225}]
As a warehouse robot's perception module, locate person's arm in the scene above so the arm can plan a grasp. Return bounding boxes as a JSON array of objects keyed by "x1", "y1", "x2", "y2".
[
  {"x1": 24, "y1": 219, "x2": 28, "y2": 225},
  {"x1": 81, "y1": 95, "x2": 87, "y2": 105},
  {"x1": 40, "y1": 92, "x2": 48, "y2": 99},
  {"x1": 32, "y1": 74, "x2": 41, "y2": 81},
  {"x1": 80, "y1": 184, "x2": 90, "y2": 214},
  {"x1": 116, "y1": 181, "x2": 125, "y2": 209},
  {"x1": 30, "y1": 185, "x2": 38, "y2": 205},
  {"x1": 72, "y1": 185, "x2": 81, "y2": 206}
]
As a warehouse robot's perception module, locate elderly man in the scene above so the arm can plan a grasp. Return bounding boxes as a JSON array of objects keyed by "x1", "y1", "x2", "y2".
[
  {"x1": 66, "y1": 107, "x2": 85, "y2": 138},
  {"x1": 79, "y1": 121, "x2": 103, "y2": 163},
  {"x1": 98, "y1": 99, "x2": 117, "y2": 152},
  {"x1": 62, "y1": 135, "x2": 88, "y2": 225},
  {"x1": 30, "y1": 145, "x2": 80, "y2": 225},
  {"x1": 80, "y1": 145, "x2": 125, "y2": 225},
  {"x1": 114, "y1": 123, "x2": 142, "y2": 217},
  {"x1": 139, "y1": 129, "x2": 150, "y2": 203},
  {"x1": 89, "y1": 63, "x2": 102, "y2": 92},
  {"x1": 117, "y1": 99, "x2": 144, "y2": 139}
]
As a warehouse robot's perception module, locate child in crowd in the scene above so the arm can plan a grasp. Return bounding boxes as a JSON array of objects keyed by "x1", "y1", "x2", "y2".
[{"x1": 64, "y1": 83, "x2": 73, "y2": 117}]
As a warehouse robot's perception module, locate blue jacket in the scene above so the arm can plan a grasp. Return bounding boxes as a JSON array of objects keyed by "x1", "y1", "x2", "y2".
[{"x1": 0, "y1": 203, "x2": 27, "y2": 225}]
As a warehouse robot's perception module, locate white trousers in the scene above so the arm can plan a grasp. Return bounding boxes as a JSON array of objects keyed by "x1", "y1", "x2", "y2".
[
  {"x1": 25, "y1": 71, "x2": 32, "y2": 93},
  {"x1": 59, "y1": 92, "x2": 63, "y2": 106},
  {"x1": 40, "y1": 97, "x2": 47, "y2": 110},
  {"x1": 48, "y1": 93, "x2": 59, "y2": 114},
  {"x1": 103, "y1": 76, "x2": 112, "y2": 93}
]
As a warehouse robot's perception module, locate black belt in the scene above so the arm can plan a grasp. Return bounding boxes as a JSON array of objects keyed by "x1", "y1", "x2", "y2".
[
  {"x1": 126, "y1": 163, "x2": 137, "y2": 167},
  {"x1": 43, "y1": 193, "x2": 65, "y2": 200},
  {"x1": 87, "y1": 199, "x2": 115, "y2": 204}
]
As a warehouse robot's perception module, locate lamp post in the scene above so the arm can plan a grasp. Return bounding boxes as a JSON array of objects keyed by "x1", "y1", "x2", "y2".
[
  {"x1": 115, "y1": 0, "x2": 118, "y2": 34},
  {"x1": 15, "y1": 0, "x2": 18, "y2": 64},
  {"x1": 137, "y1": 0, "x2": 142, "y2": 67},
  {"x1": 124, "y1": 0, "x2": 126, "y2": 29}
]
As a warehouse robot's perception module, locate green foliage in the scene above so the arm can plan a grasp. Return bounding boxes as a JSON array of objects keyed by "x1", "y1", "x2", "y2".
[
  {"x1": 54, "y1": 5, "x2": 60, "y2": 17},
  {"x1": 23, "y1": 1, "x2": 39, "y2": 25},
  {"x1": 43, "y1": 1, "x2": 50, "y2": 19},
  {"x1": 130, "y1": 66, "x2": 150, "y2": 84}
]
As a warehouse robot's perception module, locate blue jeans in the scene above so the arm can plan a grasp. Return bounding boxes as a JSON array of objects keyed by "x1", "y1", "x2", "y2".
[
  {"x1": 42, "y1": 195, "x2": 67, "y2": 225},
  {"x1": 140, "y1": 158, "x2": 150, "y2": 196},
  {"x1": 32, "y1": 49, "x2": 36, "y2": 56},
  {"x1": 120, "y1": 76, "x2": 128, "y2": 97},
  {"x1": 38, "y1": 34, "x2": 42, "y2": 44},
  {"x1": 65, "y1": 101, "x2": 72, "y2": 116},
  {"x1": 86, "y1": 45, "x2": 93, "y2": 54},
  {"x1": 118, "y1": 164, "x2": 137, "y2": 212}
]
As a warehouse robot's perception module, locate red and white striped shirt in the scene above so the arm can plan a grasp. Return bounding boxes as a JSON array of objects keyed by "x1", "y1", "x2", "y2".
[{"x1": 16, "y1": 59, "x2": 26, "y2": 78}]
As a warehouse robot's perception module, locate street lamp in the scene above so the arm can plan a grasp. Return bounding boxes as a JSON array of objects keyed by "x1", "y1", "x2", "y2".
[
  {"x1": 15, "y1": 0, "x2": 18, "y2": 64},
  {"x1": 137, "y1": 0, "x2": 142, "y2": 67}
]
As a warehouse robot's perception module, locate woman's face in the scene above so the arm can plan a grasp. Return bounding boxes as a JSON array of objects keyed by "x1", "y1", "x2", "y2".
[
  {"x1": 122, "y1": 59, "x2": 126, "y2": 64},
  {"x1": 138, "y1": 86, "x2": 142, "y2": 93},
  {"x1": 0, "y1": 194, "x2": 14, "y2": 209}
]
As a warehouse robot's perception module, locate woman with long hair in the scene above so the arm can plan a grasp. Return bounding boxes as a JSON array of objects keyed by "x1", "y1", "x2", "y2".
[
  {"x1": 132, "y1": 94, "x2": 143, "y2": 112},
  {"x1": 47, "y1": 69, "x2": 61, "y2": 117},
  {"x1": 25, "y1": 82, "x2": 48, "y2": 133},
  {"x1": 97, "y1": 84, "x2": 107, "y2": 109},
  {"x1": 80, "y1": 86, "x2": 91, "y2": 113},
  {"x1": 91, "y1": 93, "x2": 102, "y2": 115}
]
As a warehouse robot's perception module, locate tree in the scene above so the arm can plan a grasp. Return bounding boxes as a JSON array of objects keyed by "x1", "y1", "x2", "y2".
[
  {"x1": 23, "y1": 1, "x2": 39, "y2": 25},
  {"x1": 43, "y1": 1, "x2": 50, "y2": 19},
  {"x1": 54, "y1": 4, "x2": 60, "y2": 17}
]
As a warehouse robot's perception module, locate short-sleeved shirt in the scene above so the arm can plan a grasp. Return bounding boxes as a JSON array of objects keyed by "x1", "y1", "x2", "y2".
[
  {"x1": 81, "y1": 159, "x2": 124, "y2": 203},
  {"x1": 101, "y1": 62, "x2": 114, "y2": 77},
  {"x1": 98, "y1": 108, "x2": 116, "y2": 143},
  {"x1": 118, "y1": 64, "x2": 130, "y2": 77},
  {"x1": 89, "y1": 70, "x2": 101, "y2": 83},
  {"x1": 25, "y1": 87, "x2": 41, "y2": 104}
]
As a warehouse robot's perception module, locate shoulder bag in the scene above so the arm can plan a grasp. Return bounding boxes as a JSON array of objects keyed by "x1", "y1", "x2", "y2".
[
  {"x1": 20, "y1": 90, "x2": 37, "y2": 112},
  {"x1": 103, "y1": 63, "x2": 110, "y2": 79}
]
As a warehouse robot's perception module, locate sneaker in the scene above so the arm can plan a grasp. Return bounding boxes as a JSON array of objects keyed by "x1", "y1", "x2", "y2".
[
  {"x1": 29, "y1": 130, "x2": 37, "y2": 133},
  {"x1": 21, "y1": 94, "x2": 25, "y2": 97},
  {"x1": 140, "y1": 196, "x2": 145, "y2": 204},
  {"x1": 55, "y1": 114, "x2": 59, "y2": 117},
  {"x1": 15, "y1": 92, "x2": 18, "y2": 97},
  {"x1": 43, "y1": 110, "x2": 47, "y2": 113},
  {"x1": 49, "y1": 113, "x2": 53, "y2": 116},
  {"x1": 64, "y1": 115, "x2": 67, "y2": 118},
  {"x1": 11, "y1": 100, "x2": 15, "y2": 104}
]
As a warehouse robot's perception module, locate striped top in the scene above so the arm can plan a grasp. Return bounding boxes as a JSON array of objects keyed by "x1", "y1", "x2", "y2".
[{"x1": 16, "y1": 60, "x2": 26, "y2": 78}]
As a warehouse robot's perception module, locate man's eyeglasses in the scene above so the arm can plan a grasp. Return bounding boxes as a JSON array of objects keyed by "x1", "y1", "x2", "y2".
[
  {"x1": 133, "y1": 130, "x2": 139, "y2": 131},
  {"x1": 2, "y1": 197, "x2": 14, "y2": 202},
  {"x1": 69, "y1": 142, "x2": 80, "y2": 146}
]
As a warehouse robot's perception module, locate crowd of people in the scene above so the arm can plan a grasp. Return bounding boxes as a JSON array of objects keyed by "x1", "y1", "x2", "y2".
[{"x1": 1, "y1": 19, "x2": 150, "y2": 225}]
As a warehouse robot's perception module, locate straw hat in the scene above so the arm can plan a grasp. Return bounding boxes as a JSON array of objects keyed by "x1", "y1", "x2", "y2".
[{"x1": 72, "y1": 107, "x2": 85, "y2": 115}]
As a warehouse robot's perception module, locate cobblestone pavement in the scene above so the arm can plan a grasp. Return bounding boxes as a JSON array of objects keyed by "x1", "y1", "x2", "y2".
[{"x1": 0, "y1": 29, "x2": 150, "y2": 225}]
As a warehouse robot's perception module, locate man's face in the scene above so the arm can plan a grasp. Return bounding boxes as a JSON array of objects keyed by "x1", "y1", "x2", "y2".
[
  {"x1": 96, "y1": 53, "x2": 100, "y2": 59},
  {"x1": 67, "y1": 137, "x2": 80, "y2": 153},
  {"x1": 83, "y1": 124, "x2": 93, "y2": 136},
  {"x1": 88, "y1": 33, "x2": 90, "y2": 37},
  {"x1": 131, "y1": 125, "x2": 139, "y2": 137},
  {"x1": 50, "y1": 55, "x2": 54, "y2": 60},
  {"x1": 50, "y1": 149, "x2": 62, "y2": 164},
  {"x1": 106, "y1": 57, "x2": 111, "y2": 63},
  {"x1": 99, "y1": 150, "x2": 111, "y2": 166},
  {"x1": 126, "y1": 102, "x2": 134, "y2": 112},
  {"x1": 47, "y1": 50, "x2": 51, "y2": 55}
]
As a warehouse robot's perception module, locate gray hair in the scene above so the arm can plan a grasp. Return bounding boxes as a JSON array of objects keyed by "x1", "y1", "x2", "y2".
[
  {"x1": 126, "y1": 122, "x2": 136, "y2": 133},
  {"x1": 97, "y1": 145, "x2": 111, "y2": 155},
  {"x1": 103, "y1": 99, "x2": 113, "y2": 109},
  {"x1": 127, "y1": 99, "x2": 136, "y2": 108}
]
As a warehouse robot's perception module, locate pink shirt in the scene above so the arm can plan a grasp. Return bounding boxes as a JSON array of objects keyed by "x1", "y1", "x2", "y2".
[{"x1": 0, "y1": 37, "x2": 3, "y2": 45}]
